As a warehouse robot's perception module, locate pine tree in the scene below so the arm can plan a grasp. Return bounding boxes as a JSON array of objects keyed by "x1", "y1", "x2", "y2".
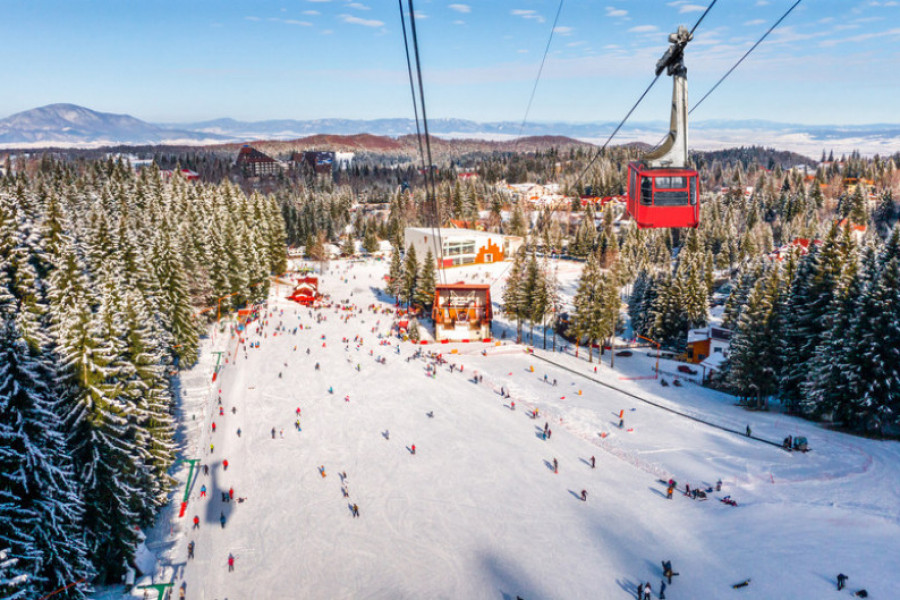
[
  {"x1": 415, "y1": 249, "x2": 436, "y2": 312},
  {"x1": 570, "y1": 250, "x2": 617, "y2": 362},
  {"x1": 388, "y1": 245, "x2": 403, "y2": 301},
  {"x1": 501, "y1": 248, "x2": 526, "y2": 342},
  {"x1": 401, "y1": 245, "x2": 418, "y2": 309},
  {"x1": 726, "y1": 266, "x2": 782, "y2": 407}
]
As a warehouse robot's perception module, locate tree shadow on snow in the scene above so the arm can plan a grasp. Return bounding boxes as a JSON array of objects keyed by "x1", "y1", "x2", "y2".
[{"x1": 478, "y1": 550, "x2": 549, "y2": 600}]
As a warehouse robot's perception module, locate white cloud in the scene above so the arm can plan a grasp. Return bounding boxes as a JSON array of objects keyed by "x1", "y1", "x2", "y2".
[
  {"x1": 567, "y1": 41, "x2": 586, "y2": 47},
  {"x1": 303, "y1": 10, "x2": 320, "y2": 15},
  {"x1": 605, "y1": 6, "x2": 627, "y2": 18},
  {"x1": 453, "y1": 20, "x2": 465, "y2": 25},
  {"x1": 755, "y1": 0, "x2": 770, "y2": 5},
  {"x1": 517, "y1": 49, "x2": 528, "y2": 53},
  {"x1": 283, "y1": 19, "x2": 313, "y2": 26},
  {"x1": 348, "y1": 2, "x2": 370, "y2": 9},
  {"x1": 820, "y1": 27, "x2": 900, "y2": 47},
  {"x1": 339, "y1": 13, "x2": 384, "y2": 27},
  {"x1": 511, "y1": 9, "x2": 546, "y2": 23},
  {"x1": 678, "y1": 3, "x2": 707, "y2": 12},
  {"x1": 628, "y1": 25, "x2": 659, "y2": 33},
  {"x1": 321, "y1": 29, "x2": 334, "y2": 34},
  {"x1": 245, "y1": 16, "x2": 261, "y2": 21},
  {"x1": 744, "y1": 19, "x2": 765, "y2": 26},
  {"x1": 553, "y1": 26, "x2": 574, "y2": 35},
  {"x1": 449, "y1": 3, "x2": 471, "y2": 13}
]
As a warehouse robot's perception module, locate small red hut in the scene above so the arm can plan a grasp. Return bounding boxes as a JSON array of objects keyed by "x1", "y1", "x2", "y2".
[
  {"x1": 288, "y1": 276, "x2": 320, "y2": 306},
  {"x1": 432, "y1": 283, "x2": 492, "y2": 342}
]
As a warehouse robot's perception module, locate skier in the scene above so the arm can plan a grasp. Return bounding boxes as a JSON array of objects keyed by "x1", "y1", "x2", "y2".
[
  {"x1": 837, "y1": 574, "x2": 849, "y2": 591},
  {"x1": 212, "y1": 422, "x2": 216, "y2": 433},
  {"x1": 229, "y1": 487, "x2": 234, "y2": 501},
  {"x1": 188, "y1": 541, "x2": 194, "y2": 559},
  {"x1": 200, "y1": 484, "x2": 207, "y2": 498},
  {"x1": 223, "y1": 459, "x2": 229, "y2": 471},
  {"x1": 662, "y1": 560, "x2": 677, "y2": 584},
  {"x1": 411, "y1": 444, "x2": 416, "y2": 455},
  {"x1": 210, "y1": 443, "x2": 214, "y2": 453},
  {"x1": 228, "y1": 553, "x2": 235, "y2": 572},
  {"x1": 192, "y1": 515, "x2": 200, "y2": 529},
  {"x1": 590, "y1": 456, "x2": 596, "y2": 469},
  {"x1": 219, "y1": 406, "x2": 224, "y2": 416},
  {"x1": 203, "y1": 464, "x2": 209, "y2": 475},
  {"x1": 553, "y1": 458, "x2": 558, "y2": 473},
  {"x1": 581, "y1": 489, "x2": 587, "y2": 502},
  {"x1": 220, "y1": 512, "x2": 226, "y2": 528}
]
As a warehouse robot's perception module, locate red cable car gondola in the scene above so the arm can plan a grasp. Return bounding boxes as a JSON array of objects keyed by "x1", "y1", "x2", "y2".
[{"x1": 626, "y1": 26, "x2": 700, "y2": 229}]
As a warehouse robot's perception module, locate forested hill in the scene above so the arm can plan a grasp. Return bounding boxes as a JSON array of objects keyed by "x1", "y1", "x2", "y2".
[{"x1": 696, "y1": 146, "x2": 818, "y2": 169}]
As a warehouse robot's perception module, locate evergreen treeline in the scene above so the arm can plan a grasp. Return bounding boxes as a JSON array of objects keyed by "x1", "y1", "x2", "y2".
[
  {"x1": 0, "y1": 160, "x2": 286, "y2": 595},
  {"x1": 720, "y1": 223, "x2": 900, "y2": 434}
]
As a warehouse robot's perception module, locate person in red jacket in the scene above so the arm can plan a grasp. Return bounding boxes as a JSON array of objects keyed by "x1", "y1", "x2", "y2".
[
  {"x1": 223, "y1": 459, "x2": 229, "y2": 471},
  {"x1": 229, "y1": 487, "x2": 234, "y2": 500},
  {"x1": 192, "y1": 515, "x2": 200, "y2": 529},
  {"x1": 228, "y1": 553, "x2": 235, "y2": 572}
]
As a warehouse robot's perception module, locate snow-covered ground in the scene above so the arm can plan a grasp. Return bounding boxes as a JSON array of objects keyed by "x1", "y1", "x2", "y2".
[{"x1": 123, "y1": 258, "x2": 899, "y2": 600}]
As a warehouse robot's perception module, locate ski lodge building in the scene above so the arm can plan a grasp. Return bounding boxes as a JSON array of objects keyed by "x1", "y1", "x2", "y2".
[
  {"x1": 432, "y1": 283, "x2": 493, "y2": 342},
  {"x1": 404, "y1": 227, "x2": 524, "y2": 269},
  {"x1": 685, "y1": 326, "x2": 732, "y2": 364}
]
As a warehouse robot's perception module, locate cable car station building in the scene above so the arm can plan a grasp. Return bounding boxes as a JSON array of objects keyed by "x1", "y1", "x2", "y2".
[
  {"x1": 432, "y1": 283, "x2": 493, "y2": 342},
  {"x1": 404, "y1": 227, "x2": 524, "y2": 269}
]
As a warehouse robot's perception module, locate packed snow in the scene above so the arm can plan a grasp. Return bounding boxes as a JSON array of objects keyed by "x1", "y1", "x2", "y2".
[{"x1": 125, "y1": 258, "x2": 899, "y2": 599}]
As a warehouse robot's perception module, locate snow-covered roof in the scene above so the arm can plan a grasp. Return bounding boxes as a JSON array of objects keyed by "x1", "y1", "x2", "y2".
[{"x1": 700, "y1": 352, "x2": 728, "y2": 371}]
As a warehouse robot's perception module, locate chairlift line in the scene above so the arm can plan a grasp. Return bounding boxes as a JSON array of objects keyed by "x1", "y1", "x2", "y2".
[{"x1": 398, "y1": 0, "x2": 425, "y2": 167}]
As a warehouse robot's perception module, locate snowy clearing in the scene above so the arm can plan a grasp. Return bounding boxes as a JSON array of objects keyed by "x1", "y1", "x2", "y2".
[{"x1": 127, "y1": 258, "x2": 898, "y2": 600}]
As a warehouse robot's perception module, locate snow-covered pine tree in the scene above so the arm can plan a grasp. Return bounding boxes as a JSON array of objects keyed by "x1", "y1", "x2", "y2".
[
  {"x1": 501, "y1": 248, "x2": 526, "y2": 342},
  {"x1": 401, "y1": 245, "x2": 419, "y2": 309},
  {"x1": 388, "y1": 245, "x2": 403, "y2": 301},
  {"x1": 415, "y1": 249, "x2": 436, "y2": 312}
]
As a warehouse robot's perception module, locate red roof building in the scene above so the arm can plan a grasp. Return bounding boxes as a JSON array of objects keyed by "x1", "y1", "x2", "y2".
[{"x1": 236, "y1": 145, "x2": 283, "y2": 177}]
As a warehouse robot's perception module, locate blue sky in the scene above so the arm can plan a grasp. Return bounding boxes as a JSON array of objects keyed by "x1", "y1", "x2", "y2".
[{"x1": 2, "y1": 0, "x2": 899, "y2": 125}]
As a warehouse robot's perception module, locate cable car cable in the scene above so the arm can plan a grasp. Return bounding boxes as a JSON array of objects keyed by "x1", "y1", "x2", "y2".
[
  {"x1": 514, "y1": 0, "x2": 565, "y2": 151},
  {"x1": 398, "y1": 0, "x2": 425, "y2": 167},
  {"x1": 647, "y1": 0, "x2": 801, "y2": 152},
  {"x1": 407, "y1": 0, "x2": 446, "y2": 283},
  {"x1": 573, "y1": 0, "x2": 718, "y2": 188},
  {"x1": 690, "y1": 0, "x2": 801, "y2": 115}
]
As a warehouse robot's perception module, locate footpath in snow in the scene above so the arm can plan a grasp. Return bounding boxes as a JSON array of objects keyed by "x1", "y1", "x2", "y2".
[{"x1": 129, "y1": 258, "x2": 898, "y2": 600}]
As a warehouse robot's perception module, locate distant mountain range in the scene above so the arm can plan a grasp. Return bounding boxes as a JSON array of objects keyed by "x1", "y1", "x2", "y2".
[{"x1": 1, "y1": 103, "x2": 899, "y2": 157}]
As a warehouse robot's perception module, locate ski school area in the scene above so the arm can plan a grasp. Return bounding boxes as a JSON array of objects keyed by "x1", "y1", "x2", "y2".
[{"x1": 129, "y1": 257, "x2": 898, "y2": 600}]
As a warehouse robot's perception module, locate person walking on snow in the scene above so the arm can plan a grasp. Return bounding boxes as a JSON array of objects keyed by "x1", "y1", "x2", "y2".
[
  {"x1": 352, "y1": 504, "x2": 360, "y2": 518},
  {"x1": 192, "y1": 515, "x2": 200, "y2": 529},
  {"x1": 659, "y1": 580, "x2": 666, "y2": 599},
  {"x1": 271, "y1": 427, "x2": 276, "y2": 439},
  {"x1": 746, "y1": 424, "x2": 751, "y2": 437},
  {"x1": 220, "y1": 512, "x2": 226, "y2": 528},
  {"x1": 837, "y1": 574, "x2": 849, "y2": 591},
  {"x1": 223, "y1": 459, "x2": 229, "y2": 471},
  {"x1": 229, "y1": 487, "x2": 234, "y2": 501},
  {"x1": 211, "y1": 422, "x2": 216, "y2": 433},
  {"x1": 200, "y1": 485, "x2": 207, "y2": 498},
  {"x1": 590, "y1": 456, "x2": 596, "y2": 468},
  {"x1": 643, "y1": 582, "x2": 652, "y2": 600},
  {"x1": 228, "y1": 553, "x2": 235, "y2": 572},
  {"x1": 188, "y1": 541, "x2": 194, "y2": 560},
  {"x1": 553, "y1": 458, "x2": 558, "y2": 473},
  {"x1": 581, "y1": 490, "x2": 587, "y2": 501},
  {"x1": 411, "y1": 444, "x2": 416, "y2": 455}
]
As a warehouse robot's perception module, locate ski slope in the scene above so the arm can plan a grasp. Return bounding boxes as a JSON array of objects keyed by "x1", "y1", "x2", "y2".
[{"x1": 136, "y1": 258, "x2": 899, "y2": 600}]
